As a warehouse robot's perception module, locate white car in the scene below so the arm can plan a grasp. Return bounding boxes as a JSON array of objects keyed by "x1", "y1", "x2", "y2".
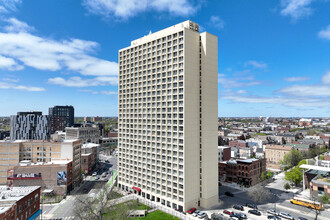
[
  {"x1": 279, "y1": 212, "x2": 294, "y2": 220},
  {"x1": 198, "y1": 212, "x2": 207, "y2": 219},
  {"x1": 192, "y1": 210, "x2": 200, "y2": 217},
  {"x1": 267, "y1": 209, "x2": 279, "y2": 216},
  {"x1": 92, "y1": 172, "x2": 97, "y2": 176}
]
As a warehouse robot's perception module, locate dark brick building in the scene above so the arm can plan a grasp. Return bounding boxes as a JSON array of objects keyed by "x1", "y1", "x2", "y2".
[
  {"x1": 219, "y1": 158, "x2": 266, "y2": 187},
  {"x1": 49, "y1": 105, "x2": 74, "y2": 134}
]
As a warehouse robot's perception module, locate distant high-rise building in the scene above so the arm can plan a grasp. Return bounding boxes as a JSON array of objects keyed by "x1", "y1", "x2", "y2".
[
  {"x1": 49, "y1": 105, "x2": 74, "y2": 134},
  {"x1": 118, "y1": 21, "x2": 218, "y2": 211},
  {"x1": 10, "y1": 111, "x2": 49, "y2": 141}
]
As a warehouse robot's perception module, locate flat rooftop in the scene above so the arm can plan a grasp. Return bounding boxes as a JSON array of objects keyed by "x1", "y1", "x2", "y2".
[
  {"x1": 82, "y1": 143, "x2": 100, "y2": 148},
  {"x1": 18, "y1": 160, "x2": 72, "y2": 166},
  {"x1": 0, "y1": 186, "x2": 40, "y2": 204}
]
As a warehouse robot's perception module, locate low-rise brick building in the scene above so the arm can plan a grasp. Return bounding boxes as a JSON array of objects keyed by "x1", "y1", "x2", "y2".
[
  {"x1": 218, "y1": 146, "x2": 231, "y2": 162},
  {"x1": 7, "y1": 160, "x2": 73, "y2": 195},
  {"x1": 229, "y1": 140, "x2": 248, "y2": 148},
  {"x1": 265, "y1": 144, "x2": 292, "y2": 170},
  {"x1": 0, "y1": 186, "x2": 41, "y2": 220},
  {"x1": 219, "y1": 158, "x2": 266, "y2": 187}
]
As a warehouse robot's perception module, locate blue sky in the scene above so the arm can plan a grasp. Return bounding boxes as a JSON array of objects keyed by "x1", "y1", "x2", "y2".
[{"x1": 0, "y1": 0, "x2": 330, "y2": 117}]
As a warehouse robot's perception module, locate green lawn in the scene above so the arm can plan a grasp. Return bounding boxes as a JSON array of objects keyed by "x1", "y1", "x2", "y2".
[
  {"x1": 130, "y1": 210, "x2": 181, "y2": 220},
  {"x1": 103, "y1": 200, "x2": 151, "y2": 219}
]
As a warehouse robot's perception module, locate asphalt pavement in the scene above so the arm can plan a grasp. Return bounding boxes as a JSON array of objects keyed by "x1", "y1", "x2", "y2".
[
  {"x1": 210, "y1": 174, "x2": 329, "y2": 220},
  {"x1": 41, "y1": 153, "x2": 118, "y2": 219}
]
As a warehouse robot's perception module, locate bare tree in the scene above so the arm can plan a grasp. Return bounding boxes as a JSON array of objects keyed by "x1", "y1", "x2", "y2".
[
  {"x1": 310, "y1": 196, "x2": 323, "y2": 220},
  {"x1": 74, "y1": 185, "x2": 128, "y2": 220},
  {"x1": 247, "y1": 185, "x2": 271, "y2": 207}
]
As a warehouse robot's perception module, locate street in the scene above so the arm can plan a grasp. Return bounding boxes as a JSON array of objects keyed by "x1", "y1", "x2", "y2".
[
  {"x1": 202, "y1": 173, "x2": 329, "y2": 220},
  {"x1": 41, "y1": 153, "x2": 117, "y2": 219}
]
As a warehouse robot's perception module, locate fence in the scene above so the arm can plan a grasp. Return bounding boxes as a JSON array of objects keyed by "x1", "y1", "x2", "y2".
[
  {"x1": 106, "y1": 193, "x2": 195, "y2": 220},
  {"x1": 41, "y1": 194, "x2": 65, "y2": 204},
  {"x1": 128, "y1": 194, "x2": 196, "y2": 220}
]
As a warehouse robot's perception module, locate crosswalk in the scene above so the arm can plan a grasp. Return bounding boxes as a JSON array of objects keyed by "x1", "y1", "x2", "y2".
[
  {"x1": 43, "y1": 216, "x2": 75, "y2": 220},
  {"x1": 42, "y1": 214, "x2": 75, "y2": 219}
]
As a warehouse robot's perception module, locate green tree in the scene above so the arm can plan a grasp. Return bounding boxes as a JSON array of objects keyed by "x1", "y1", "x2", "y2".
[
  {"x1": 260, "y1": 172, "x2": 266, "y2": 181},
  {"x1": 280, "y1": 149, "x2": 303, "y2": 168},
  {"x1": 320, "y1": 194, "x2": 329, "y2": 204},
  {"x1": 297, "y1": 159, "x2": 307, "y2": 170},
  {"x1": 266, "y1": 171, "x2": 273, "y2": 179},
  {"x1": 285, "y1": 167, "x2": 303, "y2": 187},
  {"x1": 284, "y1": 183, "x2": 291, "y2": 190},
  {"x1": 320, "y1": 155, "x2": 325, "y2": 160}
]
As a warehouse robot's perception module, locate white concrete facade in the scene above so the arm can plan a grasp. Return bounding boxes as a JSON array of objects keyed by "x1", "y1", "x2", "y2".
[
  {"x1": 118, "y1": 21, "x2": 218, "y2": 211},
  {"x1": 10, "y1": 113, "x2": 49, "y2": 141}
]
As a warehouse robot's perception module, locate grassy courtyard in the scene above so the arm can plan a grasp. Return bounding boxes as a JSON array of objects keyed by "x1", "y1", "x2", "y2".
[{"x1": 130, "y1": 210, "x2": 181, "y2": 220}]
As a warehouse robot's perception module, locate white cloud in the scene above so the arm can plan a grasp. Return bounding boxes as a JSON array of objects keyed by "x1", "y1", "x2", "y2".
[
  {"x1": 101, "y1": 90, "x2": 117, "y2": 95},
  {"x1": 0, "y1": 0, "x2": 21, "y2": 13},
  {"x1": 237, "y1": 90, "x2": 247, "y2": 94},
  {"x1": 48, "y1": 76, "x2": 118, "y2": 87},
  {"x1": 0, "y1": 55, "x2": 23, "y2": 70},
  {"x1": 82, "y1": 0, "x2": 197, "y2": 20},
  {"x1": 245, "y1": 60, "x2": 268, "y2": 69},
  {"x1": 280, "y1": 0, "x2": 313, "y2": 21},
  {"x1": 283, "y1": 76, "x2": 310, "y2": 82},
  {"x1": 0, "y1": 18, "x2": 118, "y2": 76},
  {"x1": 279, "y1": 85, "x2": 330, "y2": 96},
  {"x1": 322, "y1": 71, "x2": 330, "y2": 84},
  {"x1": 222, "y1": 94, "x2": 330, "y2": 108},
  {"x1": 318, "y1": 25, "x2": 330, "y2": 40},
  {"x1": 0, "y1": 5, "x2": 7, "y2": 13},
  {"x1": 0, "y1": 81, "x2": 45, "y2": 91},
  {"x1": 222, "y1": 71, "x2": 330, "y2": 108},
  {"x1": 2, "y1": 76, "x2": 19, "y2": 82},
  {"x1": 78, "y1": 89, "x2": 118, "y2": 95},
  {"x1": 4, "y1": 18, "x2": 34, "y2": 32},
  {"x1": 279, "y1": 71, "x2": 330, "y2": 96},
  {"x1": 209, "y1": 16, "x2": 225, "y2": 30},
  {"x1": 218, "y1": 73, "x2": 262, "y2": 88}
]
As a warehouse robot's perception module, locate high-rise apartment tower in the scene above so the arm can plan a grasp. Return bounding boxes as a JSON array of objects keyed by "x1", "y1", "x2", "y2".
[
  {"x1": 49, "y1": 105, "x2": 74, "y2": 134},
  {"x1": 118, "y1": 21, "x2": 218, "y2": 211},
  {"x1": 10, "y1": 111, "x2": 49, "y2": 141}
]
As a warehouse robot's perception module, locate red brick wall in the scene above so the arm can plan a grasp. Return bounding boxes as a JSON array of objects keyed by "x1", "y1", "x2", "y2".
[
  {"x1": 0, "y1": 204, "x2": 16, "y2": 220},
  {"x1": 16, "y1": 187, "x2": 40, "y2": 220},
  {"x1": 222, "y1": 147, "x2": 231, "y2": 161}
]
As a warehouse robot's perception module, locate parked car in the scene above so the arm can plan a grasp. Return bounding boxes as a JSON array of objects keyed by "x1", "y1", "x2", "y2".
[
  {"x1": 279, "y1": 212, "x2": 294, "y2": 220},
  {"x1": 198, "y1": 212, "x2": 207, "y2": 219},
  {"x1": 268, "y1": 216, "x2": 281, "y2": 220},
  {"x1": 92, "y1": 172, "x2": 97, "y2": 176},
  {"x1": 192, "y1": 210, "x2": 201, "y2": 217},
  {"x1": 248, "y1": 209, "x2": 261, "y2": 216},
  {"x1": 188, "y1": 208, "x2": 197, "y2": 214},
  {"x1": 83, "y1": 188, "x2": 88, "y2": 193},
  {"x1": 105, "y1": 160, "x2": 110, "y2": 163},
  {"x1": 267, "y1": 209, "x2": 279, "y2": 216},
  {"x1": 230, "y1": 212, "x2": 242, "y2": 219},
  {"x1": 225, "y1": 191, "x2": 234, "y2": 197},
  {"x1": 297, "y1": 218, "x2": 308, "y2": 220},
  {"x1": 102, "y1": 173, "x2": 107, "y2": 178},
  {"x1": 233, "y1": 205, "x2": 244, "y2": 211},
  {"x1": 238, "y1": 213, "x2": 247, "y2": 219},
  {"x1": 223, "y1": 210, "x2": 232, "y2": 215},
  {"x1": 95, "y1": 175, "x2": 100, "y2": 180},
  {"x1": 245, "y1": 203, "x2": 257, "y2": 209}
]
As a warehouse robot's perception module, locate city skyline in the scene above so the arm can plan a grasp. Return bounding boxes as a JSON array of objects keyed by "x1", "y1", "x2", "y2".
[{"x1": 0, "y1": 0, "x2": 330, "y2": 117}]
